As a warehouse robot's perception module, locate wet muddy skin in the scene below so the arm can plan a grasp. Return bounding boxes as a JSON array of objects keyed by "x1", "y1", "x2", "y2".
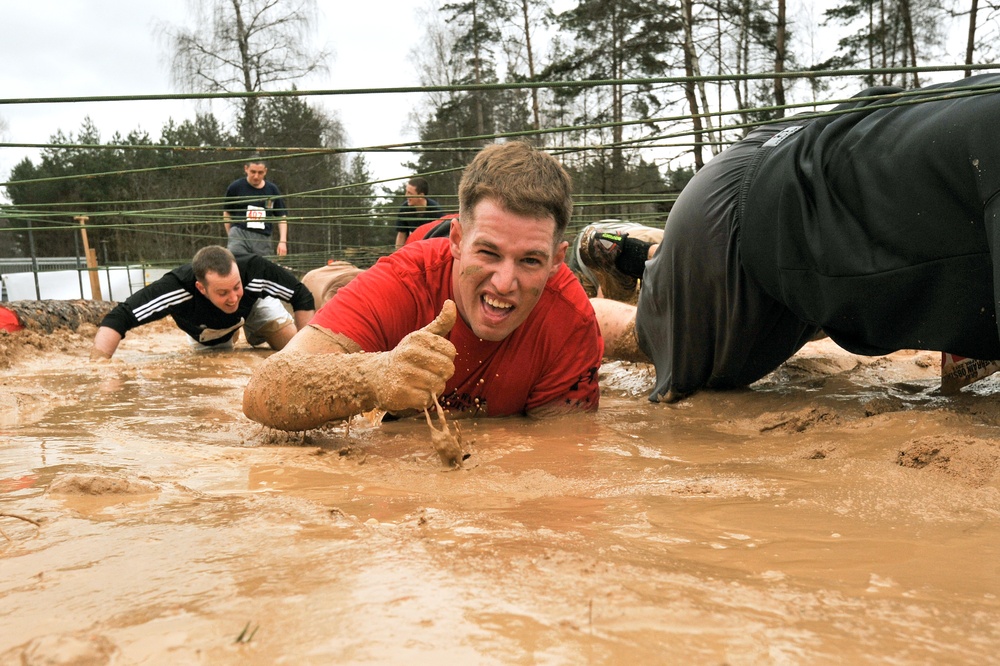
[{"x1": 1, "y1": 323, "x2": 999, "y2": 664}]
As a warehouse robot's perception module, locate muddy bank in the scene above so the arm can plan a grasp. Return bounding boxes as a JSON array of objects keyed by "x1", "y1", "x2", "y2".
[{"x1": 1, "y1": 323, "x2": 999, "y2": 664}]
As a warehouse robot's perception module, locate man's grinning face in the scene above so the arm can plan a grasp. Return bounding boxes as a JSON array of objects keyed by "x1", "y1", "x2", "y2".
[{"x1": 449, "y1": 199, "x2": 567, "y2": 342}]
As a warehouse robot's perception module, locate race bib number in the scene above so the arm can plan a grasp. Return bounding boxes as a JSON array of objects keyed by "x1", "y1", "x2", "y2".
[{"x1": 246, "y1": 205, "x2": 266, "y2": 230}]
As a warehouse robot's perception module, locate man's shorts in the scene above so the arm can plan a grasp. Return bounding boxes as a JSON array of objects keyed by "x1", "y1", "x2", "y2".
[
  {"x1": 228, "y1": 226, "x2": 275, "y2": 258},
  {"x1": 244, "y1": 296, "x2": 293, "y2": 346}
]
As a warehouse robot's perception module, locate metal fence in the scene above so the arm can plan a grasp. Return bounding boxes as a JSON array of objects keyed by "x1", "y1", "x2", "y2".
[
  {"x1": 0, "y1": 257, "x2": 85, "y2": 273},
  {"x1": 0, "y1": 257, "x2": 162, "y2": 302}
]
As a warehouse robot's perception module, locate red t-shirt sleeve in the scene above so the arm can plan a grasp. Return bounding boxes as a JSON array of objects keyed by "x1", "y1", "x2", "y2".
[{"x1": 310, "y1": 248, "x2": 443, "y2": 352}]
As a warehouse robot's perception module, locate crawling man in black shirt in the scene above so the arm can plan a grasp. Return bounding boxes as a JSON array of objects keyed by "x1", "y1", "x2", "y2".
[{"x1": 91, "y1": 246, "x2": 315, "y2": 361}]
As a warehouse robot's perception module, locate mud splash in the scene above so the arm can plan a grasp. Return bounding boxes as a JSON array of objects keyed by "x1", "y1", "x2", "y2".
[{"x1": 1, "y1": 326, "x2": 999, "y2": 664}]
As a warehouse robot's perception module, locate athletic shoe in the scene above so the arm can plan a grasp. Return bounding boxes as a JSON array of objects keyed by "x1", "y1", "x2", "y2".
[{"x1": 577, "y1": 225, "x2": 638, "y2": 303}]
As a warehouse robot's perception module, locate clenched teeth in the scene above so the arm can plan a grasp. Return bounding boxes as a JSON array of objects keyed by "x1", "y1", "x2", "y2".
[{"x1": 483, "y1": 295, "x2": 513, "y2": 309}]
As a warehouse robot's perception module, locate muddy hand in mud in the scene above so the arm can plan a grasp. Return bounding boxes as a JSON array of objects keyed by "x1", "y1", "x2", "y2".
[{"x1": 424, "y1": 393, "x2": 464, "y2": 468}]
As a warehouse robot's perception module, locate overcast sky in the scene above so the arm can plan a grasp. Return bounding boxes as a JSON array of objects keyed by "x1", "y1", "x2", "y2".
[{"x1": 0, "y1": 0, "x2": 428, "y2": 202}]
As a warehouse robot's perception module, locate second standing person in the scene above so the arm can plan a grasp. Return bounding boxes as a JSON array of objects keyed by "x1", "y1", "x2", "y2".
[{"x1": 394, "y1": 176, "x2": 443, "y2": 250}]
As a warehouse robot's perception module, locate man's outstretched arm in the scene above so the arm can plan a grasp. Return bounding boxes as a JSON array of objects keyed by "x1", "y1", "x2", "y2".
[
  {"x1": 91, "y1": 326, "x2": 123, "y2": 361},
  {"x1": 243, "y1": 301, "x2": 457, "y2": 431}
]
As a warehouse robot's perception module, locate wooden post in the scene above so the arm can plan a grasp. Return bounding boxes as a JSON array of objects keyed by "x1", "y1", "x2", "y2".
[{"x1": 74, "y1": 216, "x2": 102, "y2": 300}]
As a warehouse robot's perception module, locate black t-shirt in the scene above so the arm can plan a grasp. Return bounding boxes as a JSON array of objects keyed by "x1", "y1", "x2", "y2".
[
  {"x1": 741, "y1": 73, "x2": 1000, "y2": 358},
  {"x1": 224, "y1": 178, "x2": 288, "y2": 236},
  {"x1": 636, "y1": 73, "x2": 1000, "y2": 400},
  {"x1": 395, "y1": 198, "x2": 443, "y2": 234},
  {"x1": 636, "y1": 124, "x2": 819, "y2": 400}
]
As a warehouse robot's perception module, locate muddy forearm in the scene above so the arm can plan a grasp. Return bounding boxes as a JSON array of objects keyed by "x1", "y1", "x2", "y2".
[
  {"x1": 245, "y1": 302, "x2": 458, "y2": 431},
  {"x1": 242, "y1": 351, "x2": 387, "y2": 431}
]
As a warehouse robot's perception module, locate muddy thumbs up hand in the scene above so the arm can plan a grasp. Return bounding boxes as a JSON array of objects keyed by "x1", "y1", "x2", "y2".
[
  {"x1": 421, "y1": 299, "x2": 457, "y2": 337},
  {"x1": 374, "y1": 300, "x2": 458, "y2": 413}
]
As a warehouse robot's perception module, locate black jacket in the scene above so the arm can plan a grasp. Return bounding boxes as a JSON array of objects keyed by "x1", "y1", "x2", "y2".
[{"x1": 100, "y1": 253, "x2": 314, "y2": 345}]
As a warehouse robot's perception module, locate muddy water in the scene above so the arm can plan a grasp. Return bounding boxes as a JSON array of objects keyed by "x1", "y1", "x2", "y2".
[{"x1": 2, "y1": 327, "x2": 1000, "y2": 664}]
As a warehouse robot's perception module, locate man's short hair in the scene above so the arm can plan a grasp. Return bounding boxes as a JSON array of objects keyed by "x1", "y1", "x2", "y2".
[
  {"x1": 245, "y1": 155, "x2": 267, "y2": 168},
  {"x1": 407, "y1": 176, "x2": 430, "y2": 196},
  {"x1": 458, "y1": 141, "x2": 573, "y2": 236},
  {"x1": 193, "y1": 246, "x2": 238, "y2": 284}
]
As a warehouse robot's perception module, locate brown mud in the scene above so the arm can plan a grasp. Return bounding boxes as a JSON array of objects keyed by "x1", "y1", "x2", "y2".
[{"x1": 1, "y1": 322, "x2": 999, "y2": 664}]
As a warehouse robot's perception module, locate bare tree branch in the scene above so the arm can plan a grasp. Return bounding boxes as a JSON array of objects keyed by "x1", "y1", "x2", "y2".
[{"x1": 160, "y1": 0, "x2": 331, "y2": 143}]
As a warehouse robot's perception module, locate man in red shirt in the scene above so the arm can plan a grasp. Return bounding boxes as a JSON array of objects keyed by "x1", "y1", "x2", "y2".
[{"x1": 243, "y1": 142, "x2": 603, "y2": 431}]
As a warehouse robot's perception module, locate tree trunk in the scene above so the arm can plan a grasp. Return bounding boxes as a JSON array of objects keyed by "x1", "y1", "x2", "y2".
[
  {"x1": 231, "y1": 0, "x2": 259, "y2": 144},
  {"x1": 520, "y1": 0, "x2": 541, "y2": 132},
  {"x1": 879, "y1": 0, "x2": 888, "y2": 85},
  {"x1": 866, "y1": 0, "x2": 876, "y2": 86},
  {"x1": 611, "y1": 4, "x2": 625, "y2": 213},
  {"x1": 681, "y1": 0, "x2": 705, "y2": 170},
  {"x1": 899, "y1": 0, "x2": 920, "y2": 87},
  {"x1": 472, "y1": 1, "x2": 486, "y2": 140},
  {"x1": 965, "y1": 0, "x2": 979, "y2": 77},
  {"x1": 774, "y1": 0, "x2": 787, "y2": 116}
]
